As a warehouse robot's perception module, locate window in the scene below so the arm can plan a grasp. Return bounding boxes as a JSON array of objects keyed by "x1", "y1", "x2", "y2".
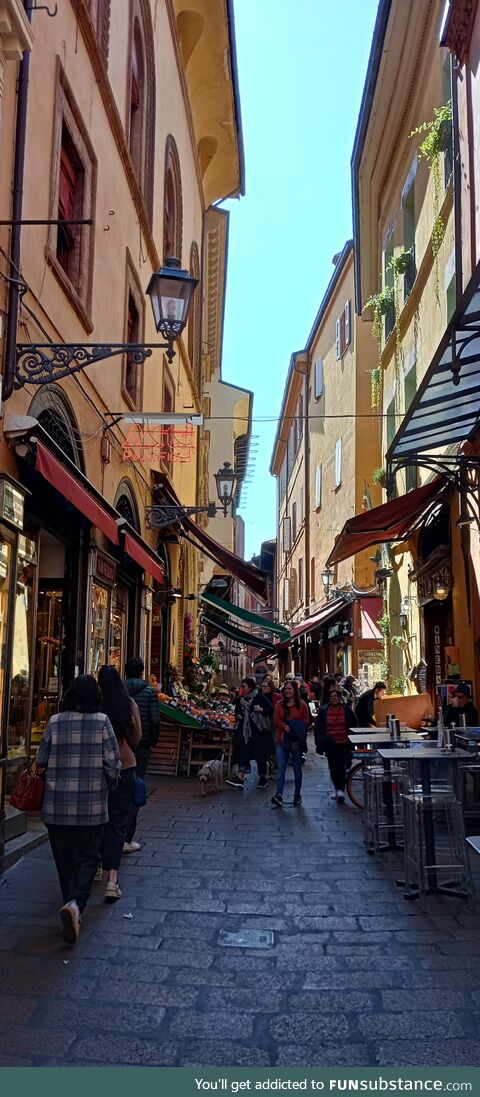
[
  {"x1": 164, "y1": 135, "x2": 183, "y2": 261},
  {"x1": 404, "y1": 364, "x2": 417, "y2": 412},
  {"x1": 289, "y1": 568, "x2": 297, "y2": 610},
  {"x1": 442, "y1": 54, "x2": 454, "y2": 185},
  {"x1": 300, "y1": 485, "x2": 304, "y2": 526},
  {"x1": 386, "y1": 398, "x2": 396, "y2": 450},
  {"x1": 314, "y1": 358, "x2": 324, "y2": 399},
  {"x1": 288, "y1": 424, "x2": 297, "y2": 469},
  {"x1": 446, "y1": 274, "x2": 456, "y2": 321},
  {"x1": 127, "y1": 3, "x2": 155, "y2": 221},
  {"x1": 279, "y1": 459, "x2": 287, "y2": 504},
  {"x1": 298, "y1": 558, "x2": 304, "y2": 603},
  {"x1": 402, "y1": 180, "x2": 416, "y2": 300},
  {"x1": 283, "y1": 578, "x2": 290, "y2": 616},
  {"x1": 162, "y1": 365, "x2": 175, "y2": 472},
  {"x1": 334, "y1": 439, "x2": 342, "y2": 489},
  {"x1": 48, "y1": 66, "x2": 96, "y2": 327},
  {"x1": 292, "y1": 502, "x2": 297, "y2": 543},
  {"x1": 384, "y1": 236, "x2": 395, "y2": 341},
  {"x1": 122, "y1": 251, "x2": 145, "y2": 409},
  {"x1": 297, "y1": 394, "x2": 303, "y2": 441},
  {"x1": 310, "y1": 557, "x2": 316, "y2": 602},
  {"x1": 315, "y1": 463, "x2": 322, "y2": 508},
  {"x1": 282, "y1": 516, "x2": 292, "y2": 555},
  {"x1": 335, "y1": 301, "x2": 351, "y2": 359}
]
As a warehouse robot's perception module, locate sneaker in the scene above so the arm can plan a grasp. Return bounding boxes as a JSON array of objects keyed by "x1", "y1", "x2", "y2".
[
  {"x1": 293, "y1": 793, "x2": 302, "y2": 806},
  {"x1": 226, "y1": 776, "x2": 245, "y2": 789},
  {"x1": 330, "y1": 791, "x2": 339, "y2": 800},
  {"x1": 104, "y1": 881, "x2": 122, "y2": 902},
  {"x1": 336, "y1": 792, "x2": 345, "y2": 803},
  {"x1": 122, "y1": 841, "x2": 141, "y2": 853},
  {"x1": 59, "y1": 900, "x2": 80, "y2": 944},
  {"x1": 94, "y1": 864, "x2": 103, "y2": 882},
  {"x1": 257, "y1": 777, "x2": 268, "y2": 789},
  {"x1": 271, "y1": 793, "x2": 283, "y2": 807}
]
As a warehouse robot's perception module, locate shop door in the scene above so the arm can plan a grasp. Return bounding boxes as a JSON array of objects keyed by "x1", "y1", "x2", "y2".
[
  {"x1": 30, "y1": 533, "x2": 65, "y2": 755},
  {"x1": 423, "y1": 596, "x2": 454, "y2": 701}
]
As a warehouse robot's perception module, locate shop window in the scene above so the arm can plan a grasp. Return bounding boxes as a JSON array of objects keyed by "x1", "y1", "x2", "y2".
[
  {"x1": 163, "y1": 135, "x2": 183, "y2": 261},
  {"x1": 49, "y1": 66, "x2": 96, "y2": 328},
  {"x1": 127, "y1": 3, "x2": 155, "y2": 221}
]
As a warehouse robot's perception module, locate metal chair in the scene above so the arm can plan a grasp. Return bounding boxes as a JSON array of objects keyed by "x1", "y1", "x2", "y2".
[
  {"x1": 363, "y1": 765, "x2": 409, "y2": 853},
  {"x1": 402, "y1": 791, "x2": 474, "y2": 910}
]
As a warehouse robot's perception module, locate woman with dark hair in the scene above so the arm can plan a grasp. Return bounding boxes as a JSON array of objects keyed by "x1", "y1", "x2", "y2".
[
  {"x1": 272, "y1": 680, "x2": 310, "y2": 807},
  {"x1": 35, "y1": 675, "x2": 120, "y2": 944},
  {"x1": 314, "y1": 686, "x2": 358, "y2": 802},
  {"x1": 227, "y1": 677, "x2": 274, "y2": 790},
  {"x1": 98, "y1": 665, "x2": 141, "y2": 901}
]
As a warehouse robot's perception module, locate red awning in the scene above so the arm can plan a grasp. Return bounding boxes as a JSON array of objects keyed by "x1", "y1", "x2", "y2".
[
  {"x1": 360, "y1": 596, "x2": 382, "y2": 641},
  {"x1": 124, "y1": 531, "x2": 165, "y2": 585},
  {"x1": 290, "y1": 596, "x2": 347, "y2": 639},
  {"x1": 326, "y1": 478, "x2": 445, "y2": 567},
  {"x1": 35, "y1": 440, "x2": 120, "y2": 545},
  {"x1": 153, "y1": 476, "x2": 269, "y2": 602}
]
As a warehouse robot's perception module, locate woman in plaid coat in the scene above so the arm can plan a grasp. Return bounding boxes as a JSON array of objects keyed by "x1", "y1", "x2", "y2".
[{"x1": 36, "y1": 675, "x2": 120, "y2": 944}]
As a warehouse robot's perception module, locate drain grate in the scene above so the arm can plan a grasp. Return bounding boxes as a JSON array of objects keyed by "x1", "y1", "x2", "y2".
[{"x1": 218, "y1": 929, "x2": 274, "y2": 949}]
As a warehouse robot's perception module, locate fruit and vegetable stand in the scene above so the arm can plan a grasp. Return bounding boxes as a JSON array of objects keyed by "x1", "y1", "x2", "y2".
[{"x1": 149, "y1": 699, "x2": 234, "y2": 778}]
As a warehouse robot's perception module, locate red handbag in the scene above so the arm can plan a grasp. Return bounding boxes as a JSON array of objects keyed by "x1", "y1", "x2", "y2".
[{"x1": 10, "y1": 764, "x2": 45, "y2": 811}]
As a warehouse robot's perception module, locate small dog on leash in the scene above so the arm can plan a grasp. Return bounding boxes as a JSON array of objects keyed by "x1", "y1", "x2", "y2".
[{"x1": 198, "y1": 756, "x2": 224, "y2": 796}]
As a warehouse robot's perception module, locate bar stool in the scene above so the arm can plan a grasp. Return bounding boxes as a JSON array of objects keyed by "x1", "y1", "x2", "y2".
[
  {"x1": 363, "y1": 765, "x2": 409, "y2": 853},
  {"x1": 401, "y1": 791, "x2": 474, "y2": 910}
]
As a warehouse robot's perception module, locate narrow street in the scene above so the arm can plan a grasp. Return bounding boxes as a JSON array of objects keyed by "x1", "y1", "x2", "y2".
[{"x1": 1, "y1": 755, "x2": 480, "y2": 1069}]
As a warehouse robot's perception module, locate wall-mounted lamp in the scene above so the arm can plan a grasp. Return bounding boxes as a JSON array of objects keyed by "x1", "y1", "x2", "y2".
[
  {"x1": 433, "y1": 579, "x2": 450, "y2": 602},
  {"x1": 321, "y1": 566, "x2": 334, "y2": 598}
]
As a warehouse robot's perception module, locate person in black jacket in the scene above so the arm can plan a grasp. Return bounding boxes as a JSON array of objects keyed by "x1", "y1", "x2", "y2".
[
  {"x1": 123, "y1": 656, "x2": 160, "y2": 851},
  {"x1": 445, "y1": 684, "x2": 479, "y2": 728},
  {"x1": 315, "y1": 688, "x2": 358, "y2": 802},
  {"x1": 354, "y1": 681, "x2": 387, "y2": 728},
  {"x1": 227, "y1": 677, "x2": 274, "y2": 790}
]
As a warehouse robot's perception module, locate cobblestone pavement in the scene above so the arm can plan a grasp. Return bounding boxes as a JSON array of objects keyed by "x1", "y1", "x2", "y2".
[{"x1": 2, "y1": 754, "x2": 480, "y2": 1068}]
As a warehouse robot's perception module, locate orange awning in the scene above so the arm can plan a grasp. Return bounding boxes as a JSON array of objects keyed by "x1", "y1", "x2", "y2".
[{"x1": 326, "y1": 478, "x2": 445, "y2": 567}]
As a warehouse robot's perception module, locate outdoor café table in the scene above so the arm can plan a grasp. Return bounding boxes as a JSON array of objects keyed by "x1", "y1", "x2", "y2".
[
  {"x1": 377, "y1": 746, "x2": 470, "y2": 895},
  {"x1": 348, "y1": 730, "x2": 424, "y2": 746}
]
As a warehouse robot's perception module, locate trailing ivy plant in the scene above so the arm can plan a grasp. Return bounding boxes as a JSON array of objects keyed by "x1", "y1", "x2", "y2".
[
  {"x1": 410, "y1": 101, "x2": 452, "y2": 304},
  {"x1": 363, "y1": 286, "x2": 394, "y2": 408},
  {"x1": 377, "y1": 603, "x2": 390, "y2": 685},
  {"x1": 391, "y1": 675, "x2": 408, "y2": 695}
]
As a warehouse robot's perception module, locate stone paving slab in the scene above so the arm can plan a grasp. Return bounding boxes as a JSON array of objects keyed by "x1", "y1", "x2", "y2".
[{"x1": 1, "y1": 754, "x2": 480, "y2": 1067}]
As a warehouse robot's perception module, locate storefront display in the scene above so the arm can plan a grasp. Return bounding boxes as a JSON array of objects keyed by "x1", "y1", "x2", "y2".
[
  {"x1": 109, "y1": 585, "x2": 127, "y2": 671},
  {"x1": 0, "y1": 536, "x2": 14, "y2": 761},
  {"x1": 89, "y1": 581, "x2": 110, "y2": 674},
  {"x1": 7, "y1": 536, "x2": 38, "y2": 784}
]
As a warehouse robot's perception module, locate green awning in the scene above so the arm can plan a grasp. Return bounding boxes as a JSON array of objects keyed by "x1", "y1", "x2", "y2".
[
  {"x1": 200, "y1": 591, "x2": 289, "y2": 639},
  {"x1": 202, "y1": 614, "x2": 276, "y2": 652}
]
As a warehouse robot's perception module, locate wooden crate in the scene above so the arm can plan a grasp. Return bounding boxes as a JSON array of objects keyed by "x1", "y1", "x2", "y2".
[{"x1": 149, "y1": 722, "x2": 182, "y2": 776}]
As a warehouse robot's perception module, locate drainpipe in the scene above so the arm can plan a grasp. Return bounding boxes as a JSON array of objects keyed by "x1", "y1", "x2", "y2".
[{"x1": 2, "y1": 1, "x2": 33, "y2": 403}]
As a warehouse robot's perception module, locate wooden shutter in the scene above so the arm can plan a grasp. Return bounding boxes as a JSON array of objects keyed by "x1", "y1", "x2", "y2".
[
  {"x1": 282, "y1": 516, "x2": 291, "y2": 555},
  {"x1": 344, "y1": 300, "x2": 351, "y2": 347},
  {"x1": 314, "y1": 358, "x2": 324, "y2": 398},
  {"x1": 335, "y1": 319, "x2": 341, "y2": 360},
  {"x1": 335, "y1": 438, "x2": 342, "y2": 488},
  {"x1": 315, "y1": 463, "x2": 322, "y2": 508}
]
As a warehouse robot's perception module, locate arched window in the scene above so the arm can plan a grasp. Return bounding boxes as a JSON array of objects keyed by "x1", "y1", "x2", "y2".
[
  {"x1": 188, "y1": 241, "x2": 201, "y2": 393},
  {"x1": 127, "y1": 1, "x2": 155, "y2": 221},
  {"x1": 115, "y1": 480, "x2": 140, "y2": 531},
  {"x1": 28, "y1": 386, "x2": 84, "y2": 471},
  {"x1": 163, "y1": 135, "x2": 183, "y2": 261}
]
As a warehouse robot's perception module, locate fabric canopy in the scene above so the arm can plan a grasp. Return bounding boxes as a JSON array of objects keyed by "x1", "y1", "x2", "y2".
[
  {"x1": 153, "y1": 476, "x2": 269, "y2": 601},
  {"x1": 325, "y1": 478, "x2": 445, "y2": 567},
  {"x1": 290, "y1": 596, "x2": 347, "y2": 639},
  {"x1": 35, "y1": 439, "x2": 120, "y2": 545},
  {"x1": 200, "y1": 590, "x2": 289, "y2": 639},
  {"x1": 253, "y1": 639, "x2": 291, "y2": 664},
  {"x1": 124, "y1": 531, "x2": 165, "y2": 584},
  {"x1": 202, "y1": 613, "x2": 275, "y2": 652}
]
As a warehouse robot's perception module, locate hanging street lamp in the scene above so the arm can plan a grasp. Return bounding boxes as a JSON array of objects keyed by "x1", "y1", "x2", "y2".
[{"x1": 213, "y1": 462, "x2": 238, "y2": 517}]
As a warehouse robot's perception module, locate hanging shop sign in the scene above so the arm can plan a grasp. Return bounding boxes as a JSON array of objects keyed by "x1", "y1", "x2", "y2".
[
  {"x1": 327, "y1": 623, "x2": 342, "y2": 640},
  {"x1": 94, "y1": 551, "x2": 116, "y2": 586},
  {"x1": 0, "y1": 475, "x2": 26, "y2": 530},
  {"x1": 409, "y1": 549, "x2": 451, "y2": 606},
  {"x1": 122, "y1": 423, "x2": 195, "y2": 464}
]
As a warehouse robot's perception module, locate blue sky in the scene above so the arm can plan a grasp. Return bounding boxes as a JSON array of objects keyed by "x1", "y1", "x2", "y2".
[{"x1": 221, "y1": 0, "x2": 379, "y2": 560}]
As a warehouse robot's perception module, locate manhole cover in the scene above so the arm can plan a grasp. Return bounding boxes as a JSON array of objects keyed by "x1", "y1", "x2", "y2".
[{"x1": 218, "y1": 929, "x2": 274, "y2": 949}]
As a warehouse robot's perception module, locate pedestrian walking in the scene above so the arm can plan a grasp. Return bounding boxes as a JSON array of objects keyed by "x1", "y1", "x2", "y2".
[
  {"x1": 98, "y1": 665, "x2": 141, "y2": 901},
  {"x1": 227, "y1": 677, "x2": 274, "y2": 789},
  {"x1": 342, "y1": 674, "x2": 359, "y2": 708},
  {"x1": 35, "y1": 675, "x2": 120, "y2": 944},
  {"x1": 272, "y1": 680, "x2": 310, "y2": 807},
  {"x1": 314, "y1": 686, "x2": 357, "y2": 802},
  {"x1": 123, "y1": 657, "x2": 160, "y2": 852}
]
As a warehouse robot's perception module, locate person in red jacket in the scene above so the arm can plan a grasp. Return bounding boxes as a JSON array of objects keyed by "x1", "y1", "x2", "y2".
[{"x1": 272, "y1": 680, "x2": 310, "y2": 808}]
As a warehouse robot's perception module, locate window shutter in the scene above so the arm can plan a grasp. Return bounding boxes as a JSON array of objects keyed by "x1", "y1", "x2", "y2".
[
  {"x1": 345, "y1": 300, "x2": 351, "y2": 347},
  {"x1": 315, "y1": 463, "x2": 322, "y2": 508},
  {"x1": 298, "y1": 558, "x2": 304, "y2": 602},
  {"x1": 292, "y1": 501, "x2": 297, "y2": 542},
  {"x1": 335, "y1": 318, "x2": 341, "y2": 360},
  {"x1": 335, "y1": 438, "x2": 342, "y2": 488},
  {"x1": 282, "y1": 516, "x2": 291, "y2": 555},
  {"x1": 289, "y1": 568, "x2": 297, "y2": 609},
  {"x1": 283, "y1": 578, "x2": 290, "y2": 615},
  {"x1": 314, "y1": 358, "x2": 324, "y2": 398}
]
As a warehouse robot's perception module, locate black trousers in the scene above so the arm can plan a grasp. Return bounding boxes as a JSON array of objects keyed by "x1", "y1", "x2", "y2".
[
  {"x1": 125, "y1": 747, "x2": 150, "y2": 843},
  {"x1": 325, "y1": 742, "x2": 352, "y2": 792},
  {"x1": 103, "y1": 767, "x2": 136, "y2": 871},
  {"x1": 47, "y1": 823, "x2": 105, "y2": 913},
  {"x1": 251, "y1": 728, "x2": 275, "y2": 779}
]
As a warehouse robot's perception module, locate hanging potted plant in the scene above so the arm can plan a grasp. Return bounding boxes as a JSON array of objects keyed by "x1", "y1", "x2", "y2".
[
  {"x1": 372, "y1": 467, "x2": 386, "y2": 487},
  {"x1": 363, "y1": 286, "x2": 394, "y2": 409},
  {"x1": 410, "y1": 101, "x2": 452, "y2": 304}
]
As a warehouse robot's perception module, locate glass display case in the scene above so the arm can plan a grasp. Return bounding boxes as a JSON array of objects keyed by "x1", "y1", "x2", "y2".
[
  {"x1": 89, "y1": 582, "x2": 110, "y2": 675},
  {"x1": 109, "y1": 585, "x2": 127, "y2": 672}
]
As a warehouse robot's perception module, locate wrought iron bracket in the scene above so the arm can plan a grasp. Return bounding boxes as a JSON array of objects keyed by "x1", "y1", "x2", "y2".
[
  {"x1": 387, "y1": 453, "x2": 480, "y2": 531},
  {"x1": 15, "y1": 340, "x2": 175, "y2": 387},
  {"x1": 146, "y1": 503, "x2": 218, "y2": 530}
]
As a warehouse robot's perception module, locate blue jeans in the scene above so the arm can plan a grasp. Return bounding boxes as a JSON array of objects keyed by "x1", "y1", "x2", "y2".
[{"x1": 276, "y1": 742, "x2": 303, "y2": 797}]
